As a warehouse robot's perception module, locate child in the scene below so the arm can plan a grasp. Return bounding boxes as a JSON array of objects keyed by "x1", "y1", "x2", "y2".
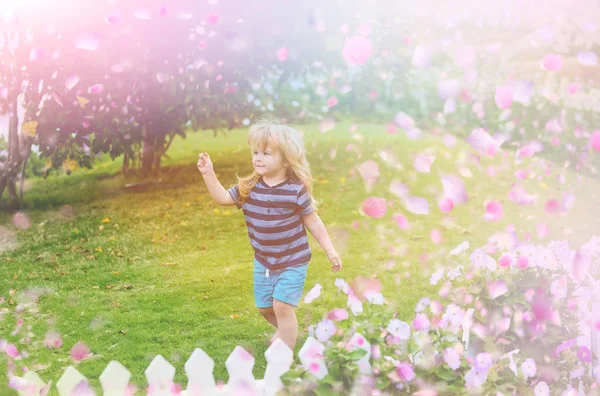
[{"x1": 197, "y1": 119, "x2": 342, "y2": 351}]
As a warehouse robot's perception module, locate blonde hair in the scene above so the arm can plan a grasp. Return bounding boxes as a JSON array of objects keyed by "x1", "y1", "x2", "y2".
[{"x1": 234, "y1": 118, "x2": 319, "y2": 211}]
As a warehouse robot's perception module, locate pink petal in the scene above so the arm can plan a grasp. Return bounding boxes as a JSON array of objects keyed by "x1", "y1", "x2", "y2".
[
  {"x1": 441, "y1": 175, "x2": 468, "y2": 205},
  {"x1": 395, "y1": 112, "x2": 414, "y2": 130},
  {"x1": 361, "y1": 197, "x2": 387, "y2": 218},
  {"x1": 5, "y1": 344, "x2": 19, "y2": 358},
  {"x1": 342, "y1": 36, "x2": 373, "y2": 66},
  {"x1": 205, "y1": 12, "x2": 220, "y2": 24},
  {"x1": 8, "y1": 376, "x2": 31, "y2": 390},
  {"x1": 488, "y1": 280, "x2": 508, "y2": 299},
  {"x1": 327, "y1": 96, "x2": 338, "y2": 108},
  {"x1": 405, "y1": 196, "x2": 429, "y2": 215},
  {"x1": 357, "y1": 160, "x2": 380, "y2": 186},
  {"x1": 467, "y1": 128, "x2": 498, "y2": 156},
  {"x1": 484, "y1": 200, "x2": 504, "y2": 221},
  {"x1": 276, "y1": 47, "x2": 289, "y2": 62},
  {"x1": 590, "y1": 131, "x2": 600, "y2": 152},
  {"x1": 75, "y1": 34, "x2": 100, "y2": 51},
  {"x1": 577, "y1": 52, "x2": 597, "y2": 66},
  {"x1": 438, "y1": 197, "x2": 454, "y2": 213},
  {"x1": 71, "y1": 342, "x2": 90, "y2": 362},
  {"x1": 438, "y1": 80, "x2": 460, "y2": 99},
  {"x1": 393, "y1": 213, "x2": 410, "y2": 229},
  {"x1": 389, "y1": 181, "x2": 409, "y2": 199},
  {"x1": 542, "y1": 54, "x2": 563, "y2": 71},
  {"x1": 430, "y1": 229, "x2": 442, "y2": 245},
  {"x1": 414, "y1": 154, "x2": 435, "y2": 173},
  {"x1": 494, "y1": 85, "x2": 513, "y2": 109},
  {"x1": 65, "y1": 75, "x2": 80, "y2": 90},
  {"x1": 134, "y1": 9, "x2": 151, "y2": 19},
  {"x1": 88, "y1": 84, "x2": 104, "y2": 94}
]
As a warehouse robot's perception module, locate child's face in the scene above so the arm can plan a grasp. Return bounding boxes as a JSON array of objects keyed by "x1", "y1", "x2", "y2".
[{"x1": 252, "y1": 142, "x2": 286, "y2": 177}]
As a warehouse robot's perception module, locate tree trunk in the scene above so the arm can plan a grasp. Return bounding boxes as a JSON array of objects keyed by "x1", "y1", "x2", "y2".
[
  {"x1": 141, "y1": 125, "x2": 155, "y2": 177},
  {"x1": 1, "y1": 93, "x2": 21, "y2": 204},
  {"x1": 122, "y1": 151, "x2": 130, "y2": 176}
]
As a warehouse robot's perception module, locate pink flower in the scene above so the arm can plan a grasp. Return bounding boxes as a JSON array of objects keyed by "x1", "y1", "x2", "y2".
[
  {"x1": 443, "y1": 348, "x2": 461, "y2": 370},
  {"x1": 361, "y1": 197, "x2": 387, "y2": 218},
  {"x1": 499, "y1": 255, "x2": 512, "y2": 267},
  {"x1": 520, "y1": 358, "x2": 536, "y2": 378},
  {"x1": 341, "y1": 36, "x2": 373, "y2": 66},
  {"x1": 315, "y1": 320, "x2": 336, "y2": 342},
  {"x1": 395, "y1": 362, "x2": 415, "y2": 381},
  {"x1": 578, "y1": 346, "x2": 592, "y2": 363},
  {"x1": 474, "y1": 352, "x2": 493, "y2": 373},
  {"x1": 327, "y1": 96, "x2": 338, "y2": 108},
  {"x1": 412, "y1": 313, "x2": 430, "y2": 330}
]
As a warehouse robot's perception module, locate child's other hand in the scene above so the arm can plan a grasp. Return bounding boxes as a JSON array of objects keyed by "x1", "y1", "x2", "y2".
[
  {"x1": 197, "y1": 152, "x2": 214, "y2": 175},
  {"x1": 327, "y1": 250, "x2": 342, "y2": 272}
]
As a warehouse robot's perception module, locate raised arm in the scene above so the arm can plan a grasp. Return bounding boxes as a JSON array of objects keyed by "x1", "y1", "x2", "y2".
[{"x1": 197, "y1": 152, "x2": 236, "y2": 206}]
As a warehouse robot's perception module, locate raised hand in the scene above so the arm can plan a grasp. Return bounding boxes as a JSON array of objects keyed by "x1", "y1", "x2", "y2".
[{"x1": 197, "y1": 152, "x2": 214, "y2": 175}]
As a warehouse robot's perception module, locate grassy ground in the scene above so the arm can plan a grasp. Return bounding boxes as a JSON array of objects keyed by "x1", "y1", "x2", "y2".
[{"x1": 0, "y1": 122, "x2": 599, "y2": 394}]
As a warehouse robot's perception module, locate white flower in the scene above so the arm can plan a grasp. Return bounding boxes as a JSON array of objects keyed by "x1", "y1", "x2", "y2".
[
  {"x1": 534, "y1": 381, "x2": 549, "y2": 396},
  {"x1": 447, "y1": 266, "x2": 463, "y2": 280},
  {"x1": 521, "y1": 358, "x2": 537, "y2": 378},
  {"x1": 551, "y1": 276, "x2": 568, "y2": 299},
  {"x1": 386, "y1": 319, "x2": 410, "y2": 339},
  {"x1": 315, "y1": 320, "x2": 336, "y2": 342},
  {"x1": 347, "y1": 293, "x2": 363, "y2": 315},
  {"x1": 430, "y1": 268, "x2": 444, "y2": 285}
]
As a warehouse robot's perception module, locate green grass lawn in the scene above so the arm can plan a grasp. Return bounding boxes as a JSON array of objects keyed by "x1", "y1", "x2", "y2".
[{"x1": 1, "y1": 122, "x2": 599, "y2": 394}]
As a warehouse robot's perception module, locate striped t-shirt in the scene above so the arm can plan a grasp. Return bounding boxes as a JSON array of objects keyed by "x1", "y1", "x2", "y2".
[{"x1": 227, "y1": 177, "x2": 314, "y2": 271}]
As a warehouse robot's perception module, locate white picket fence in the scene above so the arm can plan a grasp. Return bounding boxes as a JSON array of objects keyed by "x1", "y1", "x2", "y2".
[{"x1": 13, "y1": 333, "x2": 373, "y2": 396}]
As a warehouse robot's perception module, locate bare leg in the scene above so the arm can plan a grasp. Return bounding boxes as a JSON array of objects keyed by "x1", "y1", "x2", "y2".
[
  {"x1": 258, "y1": 307, "x2": 278, "y2": 328},
  {"x1": 273, "y1": 299, "x2": 298, "y2": 351}
]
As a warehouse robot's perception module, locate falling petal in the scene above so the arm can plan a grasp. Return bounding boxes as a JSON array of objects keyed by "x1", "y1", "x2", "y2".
[
  {"x1": 205, "y1": 12, "x2": 220, "y2": 24},
  {"x1": 361, "y1": 197, "x2": 387, "y2": 218},
  {"x1": 414, "y1": 154, "x2": 435, "y2": 173},
  {"x1": 411, "y1": 45, "x2": 431, "y2": 68},
  {"x1": 357, "y1": 160, "x2": 380, "y2": 187},
  {"x1": 577, "y1": 52, "x2": 597, "y2": 66},
  {"x1": 438, "y1": 80, "x2": 460, "y2": 99},
  {"x1": 75, "y1": 34, "x2": 100, "y2": 51},
  {"x1": 8, "y1": 376, "x2": 31, "y2": 391},
  {"x1": 88, "y1": 84, "x2": 104, "y2": 94},
  {"x1": 393, "y1": 213, "x2": 410, "y2": 229},
  {"x1": 541, "y1": 54, "x2": 563, "y2": 71},
  {"x1": 134, "y1": 9, "x2": 151, "y2": 20},
  {"x1": 276, "y1": 47, "x2": 288, "y2": 62},
  {"x1": 319, "y1": 117, "x2": 335, "y2": 133},
  {"x1": 395, "y1": 111, "x2": 414, "y2": 130},
  {"x1": 488, "y1": 280, "x2": 508, "y2": 299},
  {"x1": 405, "y1": 196, "x2": 429, "y2": 215},
  {"x1": 484, "y1": 200, "x2": 504, "y2": 221},
  {"x1": 12, "y1": 212, "x2": 31, "y2": 230},
  {"x1": 467, "y1": 128, "x2": 499, "y2": 156},
  {"x1": 389, "y1": 181, "x2": 409, "y2": 199},
  {"x1": 441, "y1": 175, "x2": 468, "y2": 205},
  {"x1": 342, "y1": 36, "x2": 373, "y2": 66},
  {"x1": 304, "y1": 284, "x2": 322, "y2": 304},
  {"x1": 590, "y1": 131, "x2": 600, "y2": 152},
  {"x1": 495, "y1": 85, "x2": 513, "y2": 109}
]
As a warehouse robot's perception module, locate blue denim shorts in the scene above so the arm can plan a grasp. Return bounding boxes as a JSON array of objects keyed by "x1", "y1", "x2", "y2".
[{"x1": 253, "y1": 258, "x2": 309, "y2": 308}]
